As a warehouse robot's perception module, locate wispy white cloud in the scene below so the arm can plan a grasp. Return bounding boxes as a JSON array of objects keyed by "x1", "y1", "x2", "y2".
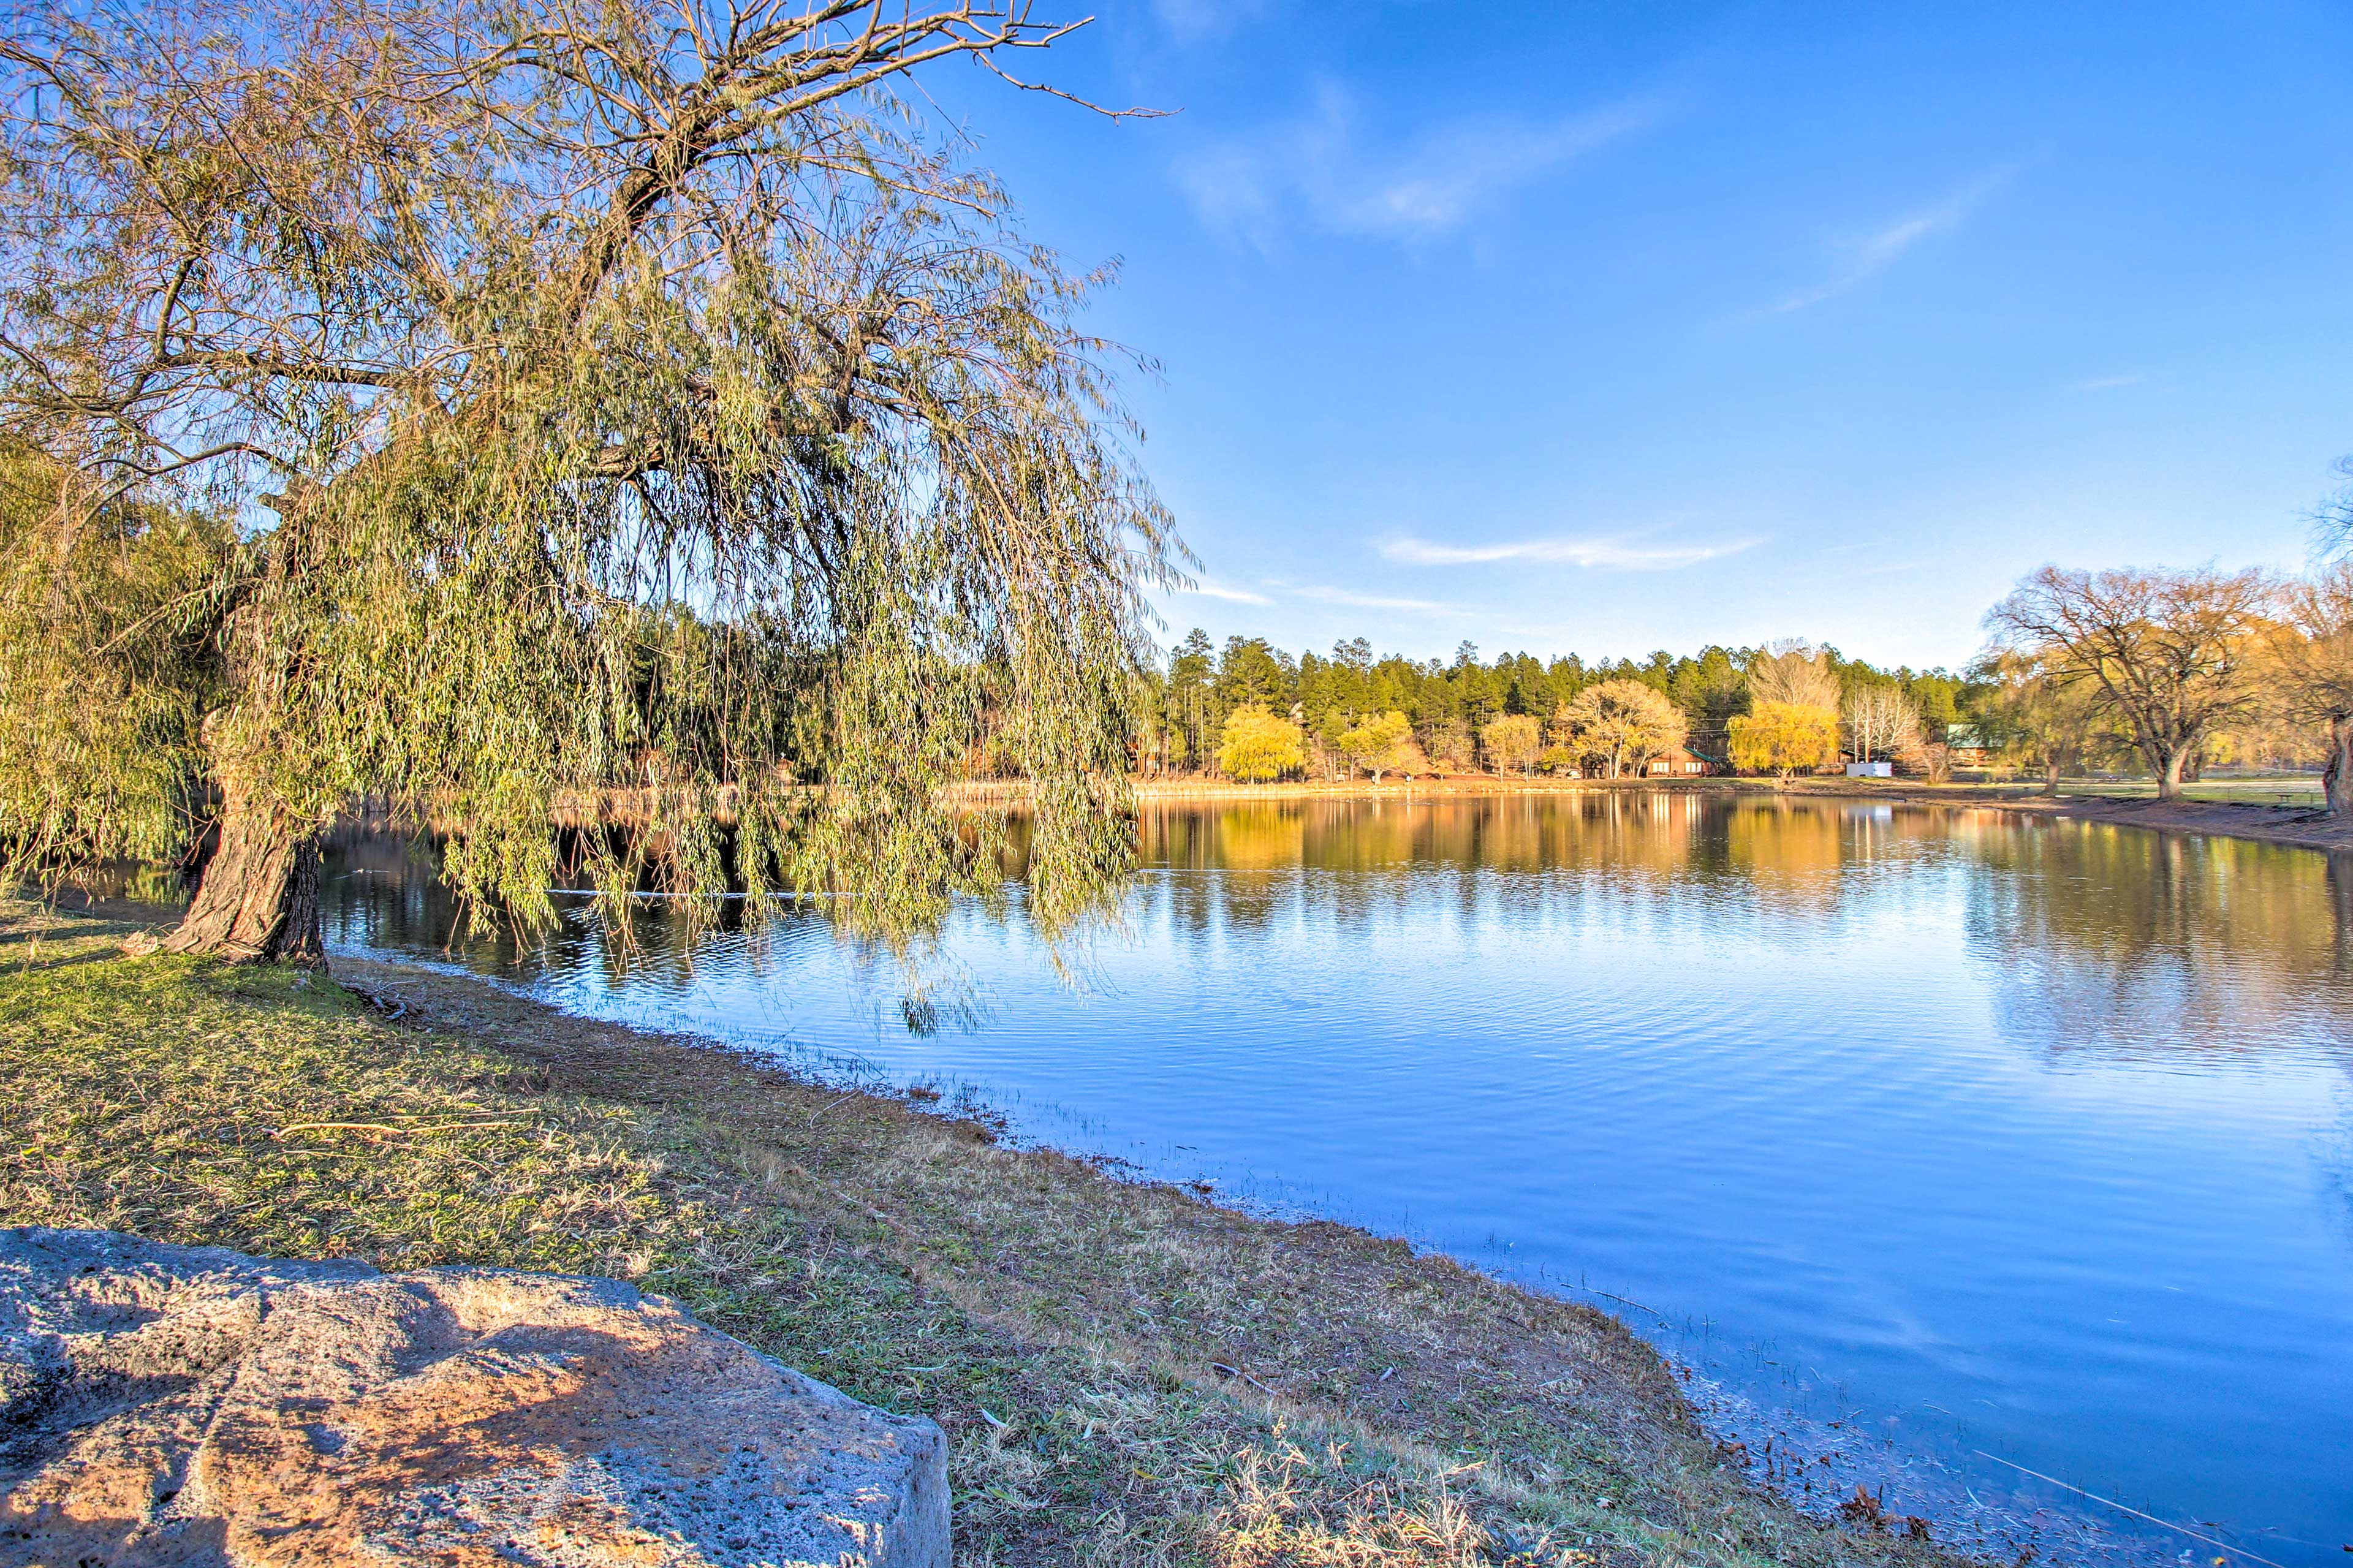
[
  {"x1": 1178, "y1": 82, "x2": 1669, "y2": 243},
  {"x1": 2072, "y1": 374, "x2": 2142, "y2": 392},
  {"x1": 1752, "y1": 166, "x2": 2013, "y2": 318},
  {"x1": 1379, "y1": 534, "x2": 1756, "y2": 570},
  {"x1": 1290, "y1": 583, "x2": 1466, "y2": 613},
  {"x1": 1180, "y1": 578, "x2": 1275, "y2": 605},
  {"x1": 1151, "y1": 0, "x2": 1274, "y2": 45}
]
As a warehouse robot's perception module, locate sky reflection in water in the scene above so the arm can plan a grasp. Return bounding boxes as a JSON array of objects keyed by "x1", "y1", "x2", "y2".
[{"x1": 323, "y1": 795, "x2": 2353, "y2": 1562}]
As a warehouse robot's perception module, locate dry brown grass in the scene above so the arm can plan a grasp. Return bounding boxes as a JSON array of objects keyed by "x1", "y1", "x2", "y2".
[{"x1": 0, "y1": 901, "x2": 1983, "y2": 1568}]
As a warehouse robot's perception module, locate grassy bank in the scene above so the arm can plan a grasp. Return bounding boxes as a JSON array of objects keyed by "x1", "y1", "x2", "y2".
[{"x1": 0, "y1": 902, "x2": 1969, "y2": 1568}]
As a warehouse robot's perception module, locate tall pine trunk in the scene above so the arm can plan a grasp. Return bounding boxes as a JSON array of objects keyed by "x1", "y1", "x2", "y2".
[{"x1": 162, "y1": 784, "x2": 327, "y2": 968}]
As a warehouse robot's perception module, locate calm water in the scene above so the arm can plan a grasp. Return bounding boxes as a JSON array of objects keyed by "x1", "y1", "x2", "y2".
[{"x1": 321, "y1": 795, "x2": 2353, "y2": 1560}]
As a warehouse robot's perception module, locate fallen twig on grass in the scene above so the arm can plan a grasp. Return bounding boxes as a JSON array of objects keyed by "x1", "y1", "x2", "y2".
[
  {"x1": 805, "y1": 1093, "x2": 858, "y2": 1128},
  {"x1": 271, "y1": 1120, "x2": 515, "y2": 1141},
  {"x1": 1211, "y1": 1361, "x2": 1282, "y2": 1396}
]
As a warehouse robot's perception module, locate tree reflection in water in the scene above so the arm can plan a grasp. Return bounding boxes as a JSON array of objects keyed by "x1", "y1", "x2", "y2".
[
  {"x1": 1963, "y1": 819, "x2": 2353, "y2": 1064},
  {"x1": 324, "y1": 798, "x2": 2353, "y2": 1085}
]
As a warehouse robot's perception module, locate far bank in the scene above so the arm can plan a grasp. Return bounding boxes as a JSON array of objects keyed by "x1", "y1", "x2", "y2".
[{"x1": 1129, "y1": 775, "x2": 2353, "y2": 855}]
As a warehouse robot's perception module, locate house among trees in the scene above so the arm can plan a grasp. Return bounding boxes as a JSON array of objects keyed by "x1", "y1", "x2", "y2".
[
  {"x1": 1944, "y1": 724, "x2": 1992, "y2": 766},
  {"x1": 1640, "y1": 744, "x2": 1715, "y2": 778}
]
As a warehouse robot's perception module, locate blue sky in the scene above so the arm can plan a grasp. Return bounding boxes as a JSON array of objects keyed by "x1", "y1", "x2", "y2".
[{"x1": 928, "y1": 2, "x2": 2353, "y2": 670}]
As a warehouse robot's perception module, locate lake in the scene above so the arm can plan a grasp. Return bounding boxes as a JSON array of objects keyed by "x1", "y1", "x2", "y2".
[{"x1": 320, "y1": 792, "x2": 2353, "y2": 1562}]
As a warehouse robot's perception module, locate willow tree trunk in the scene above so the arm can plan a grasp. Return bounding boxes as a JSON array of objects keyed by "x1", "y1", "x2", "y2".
[
  {"x1": 2156, "y1": 746, "x2": 2186, "y2": 801},
  {"x1": 153, "y1": 493, "x2": 332, "y2": 967},
  {"x1": 161, "y1": 786, "x2": 327, "y2": 968},
  {"x1": 2327, "y1": 714, "x2": 2353, "y2": 817}
]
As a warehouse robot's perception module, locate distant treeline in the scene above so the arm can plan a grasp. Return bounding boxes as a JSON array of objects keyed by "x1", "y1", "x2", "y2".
[{"x1": 1137, "y1": 631, "x2": 1987, "y2": 779}]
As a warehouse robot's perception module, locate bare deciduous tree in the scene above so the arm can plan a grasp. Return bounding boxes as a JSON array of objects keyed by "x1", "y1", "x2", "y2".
[
  {"x1": 1555, "y1": 679, "x2": 1686, "y2": 779},
  {"x1": 0, "y1": 0, "x2": 1178, "y2": 963},
  {"x1": 1746, "y1": 638, "x2": 1841, "y2": 710},
  {"x1": 1986, "y1": 566, "x2": 2270, "y2": 801},
  {"x1": 1976, "y1": 649, "x2": 2107, "y2": 797},
  {"x1": 2272, "y1": 563, "x2": 2353, "y2": 814},
  {"x1": 1840, "y1": 684, "x2": 1920, "y2": 765}
]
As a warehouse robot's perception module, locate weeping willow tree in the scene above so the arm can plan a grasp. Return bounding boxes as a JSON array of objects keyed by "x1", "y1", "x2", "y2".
[{"x1": 0, "y1": 0, "x2": 1184, "y2": 964}]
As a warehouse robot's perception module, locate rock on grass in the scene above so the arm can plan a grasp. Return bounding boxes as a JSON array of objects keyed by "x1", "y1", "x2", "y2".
[{"x1": 0, "y1": 1227, "x2": 949, "y2": 1568}]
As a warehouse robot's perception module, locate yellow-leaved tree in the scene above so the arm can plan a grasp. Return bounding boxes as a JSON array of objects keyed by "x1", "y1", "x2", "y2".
[
  {"x1": 1480, "y1": 714, "x2": 1544, "y2": 778},
  {"x1": 1219, "y1": 707, "x2": 1306, "y2": 783},
  {"x1": 1729, "y1": 702, "x2": 1840, "y2": 781},
  {"x1": 1338, "y1": 711, "x2": 1422, "y2": 784}
]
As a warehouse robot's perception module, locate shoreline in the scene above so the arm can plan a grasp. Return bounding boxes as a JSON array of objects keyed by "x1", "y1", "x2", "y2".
[
  {"x1": 1986, "y1": 792, "x2": 2353, "y2": 853},
  {"x1": 1133, "y1": 775, "x2": 2353, "y2": 854},
  {"x1": 1, "y1": 900, "x2": 2011, "y2": 1568},
  {"x1": 330, "y1": 946, "x2": 2177, "y2": 1566}
]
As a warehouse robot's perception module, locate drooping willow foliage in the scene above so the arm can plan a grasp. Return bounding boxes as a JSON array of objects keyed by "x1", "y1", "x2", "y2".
[
  {"x1": 0, "y1": 450, "x2": 239, "y2": 872},
  {"x1": 0, "y1": 0, "x2": 1184, "y2": 953}
]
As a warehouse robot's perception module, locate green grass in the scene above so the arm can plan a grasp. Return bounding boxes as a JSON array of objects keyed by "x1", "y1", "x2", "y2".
[
  {"x1": 0, "y1": 904, "x2": 1976, "y2": 1568},
  {"x1": 2052, "y1": 777, "x2": 2330, "y2": 808}
]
